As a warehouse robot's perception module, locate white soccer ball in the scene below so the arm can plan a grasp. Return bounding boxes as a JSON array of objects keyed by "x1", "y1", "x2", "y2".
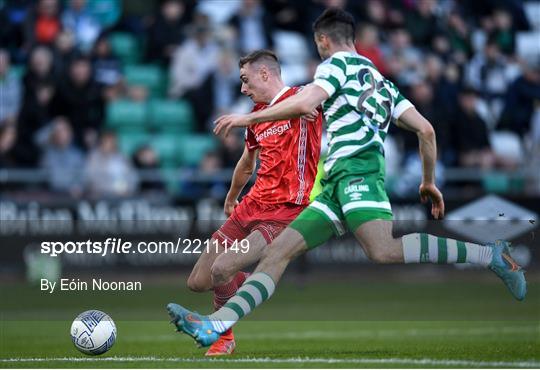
[{"x1": 70, "y1": 310, "x2": 117, "y2": 355}]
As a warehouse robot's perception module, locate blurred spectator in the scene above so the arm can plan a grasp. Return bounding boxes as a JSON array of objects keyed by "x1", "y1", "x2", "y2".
[
  {"x1": 300, "y1": 0, "x2": 350, "y2": 57},
  {"x1": 0, "y1": 123, "x2": 18, "y2": 168},
  {"x1": 132, "y1": 145, "x2": 165, "y2": 191},
  {"x1": 228, "y1": 0, "x2": 274, "y2": 55},
  {"x1": 52, "y1": 55, "x2": 104, "y2": 149},
  {"x1": 84, "y1": 131, "x2": 138, "y2": 197},
  {"x1": 61, "y1": 0, "x2": 102, "y2": 53},
  {"x1": 491, "y1": 8, "x2": 515, "y2": 55},
  {"x1": 324, "y1": 0, "x2": 347, "y2": 9},
  {"x1": 126, "y1": 85, "x2": 149, "y2": 102},
  {"x1": 430, "y1": 32, "x2": 453, "y2": 62},
  {"x1": 424, "y1": 54, "x2": 460, "y2": 116},
  {"x1": 465, "y1": 37, "x2": 514, "y2": 95},
  {"x1": 91, "y1": 35, "x2": 123, "y2": 100},
  {"x1": 169, "y1": 24, "x2": 218, "y2": 129},
  {"x1": 446, "y1": 11, "x2": 472, "y2": 62},
  {"x1": 0, "y1": 0, "x2": 32, "y2": 62},
  {"x1": 120, "y1": 0, "x2": 174, "y2": 36},
  {"x1": 465, "y1": 36, "x2": 520, "y2": 122},
  {"x1": 146, "y1": 0, "x2": 188, "y2": 66},
  {"x1": 391, "y1": 81, "x2": 454, "y2": 196},
  {"x1": 382, "y1": 27, "x2": 422, "y2": 86},
  {"x1": 404, "y1": 0, "x2": 438, "y2": 48},
  {"x1": 211, "y1": 50, "x2": 241, "y2": 118},
  {"x1": 0, "y1": 49, "x2": 22, "y2": 125},
  {"x1": 455, "y1": 88, "x2": 492, "y2": 169},
  {"x1": 300, "y1": 58, "x2": 320, "y2": 85},
  {"x1": 181, "y1": 151, "x2": 227, "y2": 198},
  {"x1": 355, "y1": 23, "x2": 388, "y2": 76},
  {"x1": 262, "y1": 0, "x2": 305, "y2": 33},
  {"x1": 22, "y1": 46, "x2": 56, "y2": 100},
  {"x1": 15, "y1": 81, "x2": 56, "y2": 166},
  {"x1": 217, "y1": 132, "x2": 243, "y2": 168},
  {"x1": 39, "y1": 116, "x2": 85, "y2": 194},
  {"x1": 23, "y1": 0, "x2": 62, "y2": 48},
  {"x1": 169, "y1": 25, "x2": 218, "y2": 98},
  {"x1": 190, "y1": 9, "x2": 212, "y2": 28},
  {"x1": 0, "y1": 6, "x2": 14, "y2": 53},
  {"x1": 52, "y1": 31, "x2": 77, "y2": 79},
  {"x1": 397, "y1": 80, "x2": 453, "y2": 166},
  {"x1": 0, "y1": 0, "x2": 537, "y2": 195},
  {"x1": 361, "y1": 0, "x2": 389, "y2": 28},
  {"x1": 471, "y1": 15, "x2": 495, "y2": 54},
  {"x1": 396, "y1": 77, "x2": 449, "y2": 191},
  {"x1": 86, "y1": 0, "x2": 122, "y2": 29},
  {"x1": 499, "y1": 62, "x2": 540, "y2": 137},
  {"x1": 453, "y1": 88, "x2": 515, "y2": 170}
]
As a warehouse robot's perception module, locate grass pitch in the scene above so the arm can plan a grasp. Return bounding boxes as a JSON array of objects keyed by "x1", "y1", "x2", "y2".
[{"x1": 1, "y1": 272, "x2": 539, "y2": 368}]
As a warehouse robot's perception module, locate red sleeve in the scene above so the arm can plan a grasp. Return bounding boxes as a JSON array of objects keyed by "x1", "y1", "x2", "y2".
[{"x1": 245, "y1": 127, "x2": 259, "y2": 151}]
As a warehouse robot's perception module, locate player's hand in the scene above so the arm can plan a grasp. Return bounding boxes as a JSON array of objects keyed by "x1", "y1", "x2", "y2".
[
  {"x1": 419, "y1": 182, "x2": 445, "y2": 219},
  {"x1": 302, "y1": 108, "x2": 319, "y2": 121},
  {"x1": 214, "y1": 114, "x2": 251, "y2": 137},
  {"x1": 224, "y1": 198, "x2": 239, "y2": 217}
]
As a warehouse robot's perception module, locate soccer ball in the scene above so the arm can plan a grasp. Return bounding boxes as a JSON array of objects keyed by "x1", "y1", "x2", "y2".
[{"x1": 70, "y1": 310, "x2": 117, "y2": 355}]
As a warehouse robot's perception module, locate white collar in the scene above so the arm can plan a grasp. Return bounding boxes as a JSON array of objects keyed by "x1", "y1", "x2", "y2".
[{"x1": 269, "y1": 86, "x2": 290, "y2": 106}]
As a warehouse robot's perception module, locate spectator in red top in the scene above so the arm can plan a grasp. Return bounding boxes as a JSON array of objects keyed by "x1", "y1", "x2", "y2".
[
  {"x1": 355, "y1": 23, "x2": 388, "y2": 76},
  {"x1": 24, "y1": 0, "x2": 62, "y2": 47}
]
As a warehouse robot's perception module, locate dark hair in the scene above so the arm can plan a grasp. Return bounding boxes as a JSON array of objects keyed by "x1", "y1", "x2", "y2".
[
  {"x1": 239, "y1": 49, "x2": 280, "y2": 74},
  {"x1": 70, "y1": 53, "x2": 91, "y2": 65},
  {"x1": 459, "y1": 86, "x2": 479, "y2": 96},
  {"x1": 99, "y1": 129, "x2": 117, "y2": 140},
  {"x1": 313, "y1": 8, "x2": 356, "y2": 44},
  {"x1": 486, "y1": 33, "x2": 500, "y2": 48}
]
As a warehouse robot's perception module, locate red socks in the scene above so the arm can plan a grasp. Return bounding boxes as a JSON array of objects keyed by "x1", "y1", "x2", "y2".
[{"x1": 213, "y1": 271, "x2": 249, "y2": 310}]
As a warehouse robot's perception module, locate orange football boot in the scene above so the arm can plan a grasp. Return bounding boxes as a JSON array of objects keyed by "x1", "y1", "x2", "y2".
[{"x1": 204, "y1": 329, "x2": 236, "y2": 356}]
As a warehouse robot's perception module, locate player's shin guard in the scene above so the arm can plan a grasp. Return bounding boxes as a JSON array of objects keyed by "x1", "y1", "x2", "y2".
[
  {"x1": 208, "y1": 272, "x2": 275, "y2": 333},
  {"x1": 402, "y1": 233, "x2": 493, "y2": 266}
]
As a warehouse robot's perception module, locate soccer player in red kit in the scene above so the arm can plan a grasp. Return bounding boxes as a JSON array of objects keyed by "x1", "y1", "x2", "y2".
[{"x1": 185, "y1": 50, "x2": 322, "y2": 356}]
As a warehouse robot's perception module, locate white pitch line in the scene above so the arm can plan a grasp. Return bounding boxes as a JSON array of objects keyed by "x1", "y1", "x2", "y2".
[{"x1": 1, "y1": 356, "x2": 539, "y2": 368}]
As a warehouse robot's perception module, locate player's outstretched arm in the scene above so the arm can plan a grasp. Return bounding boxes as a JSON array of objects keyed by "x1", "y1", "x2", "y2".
[
  {"x1": 224, "y1": 146, "x2": 258, "y2": 216},
  {"x1": 214, "y1": 84, "x2": 328, "y2": 137},
  {"x1": 396, "y1": 107, "x2": 445, "y2": 219}
]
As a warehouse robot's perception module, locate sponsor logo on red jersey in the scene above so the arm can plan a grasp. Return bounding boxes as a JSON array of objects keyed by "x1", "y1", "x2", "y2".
[
  {"x1": 244, "y1": 87, "x2": 322, "y2": 205},
  {"x1": 255, "y1": 121, "x2": 292, "y2": 142}
]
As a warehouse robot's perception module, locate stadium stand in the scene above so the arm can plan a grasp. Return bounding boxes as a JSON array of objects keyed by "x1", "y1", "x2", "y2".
[{"x1": 0, "y1": 0, "x2": 539, "y2": 197}]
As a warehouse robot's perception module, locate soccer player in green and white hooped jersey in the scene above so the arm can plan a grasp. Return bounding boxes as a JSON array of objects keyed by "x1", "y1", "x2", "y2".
[{"x1": 167, "y1": 8, "x2": 527, "y2": 347}]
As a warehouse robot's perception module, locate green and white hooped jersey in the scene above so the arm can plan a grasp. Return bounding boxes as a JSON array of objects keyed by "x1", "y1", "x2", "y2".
[{"x1": 313, "y1": 51, "x2": 413, "y2": 178}]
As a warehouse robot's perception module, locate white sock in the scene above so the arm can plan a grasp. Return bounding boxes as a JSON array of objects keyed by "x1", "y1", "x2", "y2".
[
  {"x1": 208, "y1": 272, "x2": 276, "y2": 333},
  {"x1": 402, "y1": 233, "x2": 493, "y2": 266}
]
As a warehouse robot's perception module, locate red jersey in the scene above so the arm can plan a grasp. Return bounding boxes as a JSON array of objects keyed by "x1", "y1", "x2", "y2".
[{"x1": 244, "y1": 86, "x2": 322, "y2": 206}]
